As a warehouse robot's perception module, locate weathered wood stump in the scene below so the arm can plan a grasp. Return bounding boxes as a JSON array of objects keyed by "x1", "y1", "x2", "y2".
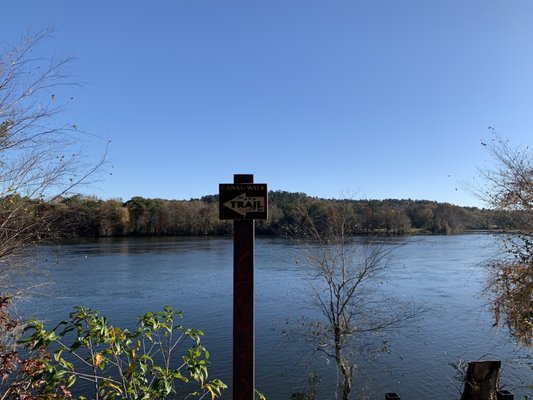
[{"x1": 461, "y1": 360, "x2": 501, "y2": 400}]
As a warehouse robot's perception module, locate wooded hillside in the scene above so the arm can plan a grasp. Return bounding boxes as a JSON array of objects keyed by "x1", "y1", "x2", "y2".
[{"x1": 11, "y1": 191, "x2": 508, "y2": 238}]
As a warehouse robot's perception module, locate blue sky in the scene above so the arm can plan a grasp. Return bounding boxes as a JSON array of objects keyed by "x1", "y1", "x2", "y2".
[{"x1": 2, "y1": 1, "x2": 533, "y2": 207}]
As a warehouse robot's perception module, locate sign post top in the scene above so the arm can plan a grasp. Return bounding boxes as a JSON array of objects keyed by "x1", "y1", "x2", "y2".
[
  {"x1": 219, "y1": 182, "x2": 268, "y2": 220},
  {"x1": 234, "y1": 173, "x2": 254, "y2": 183}
]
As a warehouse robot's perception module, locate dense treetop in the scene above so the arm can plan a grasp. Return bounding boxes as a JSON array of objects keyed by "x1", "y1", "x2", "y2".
[{"x1": 15, "y1": 191, "x2": 510, "y2": 239}]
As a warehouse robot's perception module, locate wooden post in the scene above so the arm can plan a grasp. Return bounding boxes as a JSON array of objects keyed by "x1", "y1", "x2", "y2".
[
  {"x1": 219, "y1": 175, "x2": 266, "y2": 400},
  {"x1": 233, "y1": 174, "x2": 255, "y2": 400},
  {"x1": 461, "y1": 360, "x2": 501, "y2": 400}
]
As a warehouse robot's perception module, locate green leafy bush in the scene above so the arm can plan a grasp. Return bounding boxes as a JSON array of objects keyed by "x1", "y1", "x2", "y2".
[{"x1": 1, "y1": 300, "x2": 225, "y2": 400}]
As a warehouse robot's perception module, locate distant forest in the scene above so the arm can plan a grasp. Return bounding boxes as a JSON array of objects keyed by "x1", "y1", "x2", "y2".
[{"x1": 29, "y1": 191, "x2": 514, "y2": 238}]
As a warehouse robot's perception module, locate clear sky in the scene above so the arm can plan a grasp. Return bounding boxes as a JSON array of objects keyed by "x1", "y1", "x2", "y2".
[{"x1": 2, "y1": 1, "x2": 533, "y2": 207}]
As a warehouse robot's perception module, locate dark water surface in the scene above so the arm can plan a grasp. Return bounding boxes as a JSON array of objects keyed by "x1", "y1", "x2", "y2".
[{"x1": 16, "y1": 234, "x2": 532, "y2": 399}]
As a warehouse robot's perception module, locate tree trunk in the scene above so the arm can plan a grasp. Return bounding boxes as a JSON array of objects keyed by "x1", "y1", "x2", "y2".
[
  {"x1": 334, "y1": 333, "x2": 352, "y2": 400},
  {"x1": 461, "y1": 360, "x2": 501, "y2": 400},
  {"x1": 339, "y1": 359, "x2": 352, "y2": 400}
]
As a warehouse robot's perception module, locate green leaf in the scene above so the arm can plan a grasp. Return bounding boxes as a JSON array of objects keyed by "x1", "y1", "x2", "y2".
[
  {"x1": 53, "y1": 348, "x2": 63, "y2": 362},
  {"x1": 66, "y1": 374, "x2": 76, "y2": 388}
]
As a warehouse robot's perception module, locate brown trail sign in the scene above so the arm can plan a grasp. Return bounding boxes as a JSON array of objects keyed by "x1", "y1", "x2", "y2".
[
  {"x1": 219, "y1": 183, "x2": 268, "y2": 220},
  {"x1": 219, "y1": 174, "x2": 267, "y2": 400}
]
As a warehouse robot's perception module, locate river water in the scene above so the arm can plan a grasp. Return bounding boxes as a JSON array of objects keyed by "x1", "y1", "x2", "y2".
[{"x1": 15, "y1": 234, "x2": 532, "y2": 399}]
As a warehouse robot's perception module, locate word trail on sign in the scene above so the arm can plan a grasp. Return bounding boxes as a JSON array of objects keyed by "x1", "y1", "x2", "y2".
[{"x1": 219, "y1": 183, "x2": 268, "y2": 220}]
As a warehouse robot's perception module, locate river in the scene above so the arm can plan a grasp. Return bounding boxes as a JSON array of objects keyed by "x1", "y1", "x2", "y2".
[{"x1": 14, "y1": 234, "x2": 532, "y2": 399}]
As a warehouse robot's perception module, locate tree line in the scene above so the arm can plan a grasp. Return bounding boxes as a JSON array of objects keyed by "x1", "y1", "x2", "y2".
[{"x1": 6, "y1": 191, "x2": 512, "y2": 239}]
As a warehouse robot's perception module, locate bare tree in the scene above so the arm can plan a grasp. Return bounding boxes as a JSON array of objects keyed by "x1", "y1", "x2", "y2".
[
  {"x1": 475, "y1": 129, "x2": 533, "y2": 347},
  {"x1": 0, "y1": 30, "x2": 104, "y2": 294},
  {"x1": 293, "y1": 201, "x2": 426, "y2": 400}
]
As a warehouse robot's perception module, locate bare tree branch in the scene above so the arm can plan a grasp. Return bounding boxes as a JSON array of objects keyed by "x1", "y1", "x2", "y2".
[
  {"x1": 0, "y1": 30, "x2": 105, "y2": 294},
  {"x1": 473, "y1": 129, "x2": 533, "y2": 348},
  {"x1": 290, "y1": 201, "x2": 427, "y2": 399}
]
